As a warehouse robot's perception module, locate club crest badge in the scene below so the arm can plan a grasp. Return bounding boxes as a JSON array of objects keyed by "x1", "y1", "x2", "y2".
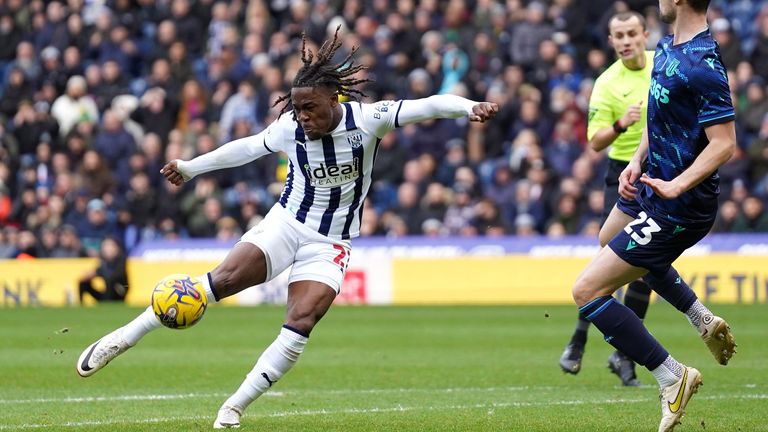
[{"x1": 347, "y1": 133, "x2": 363, "y2": 148}]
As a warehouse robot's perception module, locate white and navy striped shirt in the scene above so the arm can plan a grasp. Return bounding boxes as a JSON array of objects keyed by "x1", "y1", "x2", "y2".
[
  {"x1": 272, "y1": 101, "x2": 392, "y2": 239},
  {"x1": 179, "y1": 95, "x2": 477, "y2": 240}
]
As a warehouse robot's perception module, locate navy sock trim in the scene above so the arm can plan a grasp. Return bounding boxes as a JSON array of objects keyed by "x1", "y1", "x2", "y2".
[
  {"x1": 579, "y1": 296, "x2": 615, "y2": 321},
  {"x1": 207, "y1": 272, "x2": 220, "y2": 301},
  {"x1": 282, "y1": 324, "x2": 310, "y2": 338},
  {"x1": 579, "y1": 296, "x2": 607, "y2": 313}
]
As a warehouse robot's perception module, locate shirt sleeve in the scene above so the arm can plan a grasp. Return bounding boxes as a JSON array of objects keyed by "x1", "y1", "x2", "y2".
[
  {"x1": 587, "y1": 76, "x2": 616, "y2": 141},
  {"x1": 692, "y1": 53, "x2": 735, "y2": 127},
  {"x1": 178, "y1": 119, "x2": 285, "y2": 179},
  {"x1": 360, "y1": 95, "x2": 476, "y2": 138},
  {"x1": 360, "y1": 100, "x2": 404, "y2": 138}
]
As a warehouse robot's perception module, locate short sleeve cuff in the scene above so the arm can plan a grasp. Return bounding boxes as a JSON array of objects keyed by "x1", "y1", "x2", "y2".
[{"x1": 698, "y1": 111, "x2": 735, "y2": 128}]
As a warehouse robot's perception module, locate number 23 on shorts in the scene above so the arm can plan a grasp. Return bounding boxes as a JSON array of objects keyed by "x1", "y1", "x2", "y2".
[
  {"x1": 332, "y1": 244, "x2": 350, "y2": 271},
  {"x1": 624, "y1": 211, "x2": 661, "y2": 246}
]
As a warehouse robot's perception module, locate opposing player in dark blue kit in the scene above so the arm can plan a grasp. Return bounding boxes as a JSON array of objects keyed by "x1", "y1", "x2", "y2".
[{"x1": 571, "y1": 0, "x2": 737, "y2": 430}]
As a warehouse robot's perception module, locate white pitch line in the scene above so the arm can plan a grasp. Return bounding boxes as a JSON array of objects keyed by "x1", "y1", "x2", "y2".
[
  {"x1": 1, "y1": 393, "x2": 766, "y2": 430},
  {"x1": 0, "y1": 385, "x2": 541, "y2": 405}
]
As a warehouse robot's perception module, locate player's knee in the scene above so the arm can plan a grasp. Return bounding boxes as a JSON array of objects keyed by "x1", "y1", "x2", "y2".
[
  {"x1": 572, "y1": 277, "x2": 597, "y2": 307},
  {"x1": 598, "y1": 231, "x2": 611, "y2": 248}
]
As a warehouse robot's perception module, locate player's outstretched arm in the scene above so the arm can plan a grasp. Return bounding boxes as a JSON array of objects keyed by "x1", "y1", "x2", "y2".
[
  {"x1": 397, "y1": 94, "x2": 498, "y2": 126},
  {"x1": 639, "y1": 121, "x2": 736, "y2": 199},
  {"x1": 160, "y1": 127, "x2": 279, "y2": 185}
]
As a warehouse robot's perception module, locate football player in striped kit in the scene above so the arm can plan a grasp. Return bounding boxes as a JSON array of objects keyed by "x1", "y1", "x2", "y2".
[{"x1": 76, "y1": 28, "x2": 498, "y2": 428}]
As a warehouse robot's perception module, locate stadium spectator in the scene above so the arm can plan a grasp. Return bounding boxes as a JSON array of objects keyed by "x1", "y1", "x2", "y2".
[
  {"x1": 51, "y1": 224, "x2": 86, "y2": 258},
  {"x1": 218, "y1": 78, "x2": 260, "y2": 144},
  {"x1": 78, "y1": 198, "x2": 118, "y2": 257},
  {"x1": 750, "y1": 11, "x2": 768, "y2": 81},
  {"x1": 78, "y1": 236, "x2": 128, "y2": 303},
  {"x1": 93, "y1": 110, "x2": 137, "y2": 170},
  {"x1": 0, "y1": 12, "x2": 23, "y2": 69},
  {"x1": 394, "y1": 181, "x2": 426, "y2": 235},
  {"x1": 129, "y1": 87, "x2": 178, "y2": 146},
  {"x1": 1, "y1": 68, "x2": 33, "y2": 120},
  {"x1": 12, "y1": 100, "x2": 58, "y2": 156},
  {"x1": 51, "y1": 75, "x2": 98, "y2": 136},
  {"x1": 6, "y1": 41, "x2": 41, "y2": 84},
  {"x1": 733, "y1": 195, "x2": 768, "y2": 232},
  {"x1": 711, "y1": 18, "x2": 744, "y2": 71},
  {"x1": 510, "y1": 2, "x2": 554, "y2": 69}
]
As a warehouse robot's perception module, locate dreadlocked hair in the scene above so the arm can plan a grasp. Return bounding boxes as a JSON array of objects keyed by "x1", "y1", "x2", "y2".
[{"x1": 274, "y1": 26, "x2": 372, "y2": 117}]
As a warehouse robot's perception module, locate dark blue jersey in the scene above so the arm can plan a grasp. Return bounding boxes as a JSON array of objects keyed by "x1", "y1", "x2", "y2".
[{"x1": 640, "y1": 30, "x2": 735, "y2": 223}]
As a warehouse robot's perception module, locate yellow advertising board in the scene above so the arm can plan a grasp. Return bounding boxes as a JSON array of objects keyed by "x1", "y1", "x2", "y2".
[
  {"x1": 2, "y1": 252, "x2": 765, "y2": 307},
  {"x1": 392, "y1": 255, "x2": 768, "y2": 304},
  {"x1": 0, "y1": 258, "x2": 97, "y2": 307}
]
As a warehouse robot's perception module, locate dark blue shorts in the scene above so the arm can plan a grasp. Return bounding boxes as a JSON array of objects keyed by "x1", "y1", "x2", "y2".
[{"x1": 610, "y1": 199, "x2": 714, "y2": 274}]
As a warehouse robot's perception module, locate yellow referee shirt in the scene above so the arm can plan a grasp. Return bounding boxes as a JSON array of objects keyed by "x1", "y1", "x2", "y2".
[{"x1": 587, "y1": 51, "x2": 654, "y2": 162}]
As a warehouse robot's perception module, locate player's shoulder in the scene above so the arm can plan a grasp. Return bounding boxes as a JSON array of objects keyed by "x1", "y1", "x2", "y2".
[
  {"x1": 685, "y1": 32, "x2": 721, "y2": 63},
  {"x1": 271, "y1": 111, "x2": 298, "y2": 131},
  {"x1": 262, "y1": 111, "x2": 298, "y2": 142},
  {"x1": 688, "y1": 34, "x2": 727, "y2": 78}
]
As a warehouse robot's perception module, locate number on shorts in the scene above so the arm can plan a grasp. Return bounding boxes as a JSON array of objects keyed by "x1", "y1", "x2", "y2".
[
  {"x1": 332, "y1": 244, "x2": 349, "y2": 270},
  {"x1": 623, "y1": 211, "x2": 661, "y2": 246}
]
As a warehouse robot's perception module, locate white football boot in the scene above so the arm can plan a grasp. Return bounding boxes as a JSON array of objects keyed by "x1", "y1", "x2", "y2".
[
  {"x1": 658, "y1": 366, "x2": 703, "y2": 432},
  {"x1": 699, "y1": 315, "x2": 737, "y2": 365},
  {"x1": 76, "y1": 328, "x2": 131, "y2": 377},
  {"x1": 213, "y1": 405, "x2": 242, "y2": 429}
]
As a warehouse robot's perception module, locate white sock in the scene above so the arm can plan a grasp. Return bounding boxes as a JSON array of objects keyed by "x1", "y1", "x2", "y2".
[
  {"x1": 197, "y1": 273, "x2": 219, "y2": 305},
  {"x1": 121, "y1": 306, "x2": 162, "y2": 346},
  {"x1": 685, "y1": 300, "x2": 713, "y2": 332},
  {"x1": 651, "y1": 355, "x2": 684, "y2": 388},
  {"x1": 223, "y1": 326, "x2": 308, "y2": 412}
]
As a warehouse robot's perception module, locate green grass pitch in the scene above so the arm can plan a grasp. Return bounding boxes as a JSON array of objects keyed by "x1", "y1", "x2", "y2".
[{"x1": 1, "y1": 304, "x2": 766, "y2": 431}]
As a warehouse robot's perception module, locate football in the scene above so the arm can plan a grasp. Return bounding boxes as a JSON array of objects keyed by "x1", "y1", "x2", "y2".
[{"x1": 151, "y1": 274, "x2": 208, "y2": 329}]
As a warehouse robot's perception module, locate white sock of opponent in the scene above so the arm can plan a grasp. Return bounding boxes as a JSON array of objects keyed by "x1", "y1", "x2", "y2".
[
  {"x1": 650, "y1": 355, "x2": 684, "y2": 388},
  {"x1": 121, "y1": 273, "x2": 218, "y2": 346},
  {"x1": 222, "y1": 326, "x2": 308, "y2": 412},
  {"x1": 684, "y1": 299, "x2": 713, "y2": 332}
]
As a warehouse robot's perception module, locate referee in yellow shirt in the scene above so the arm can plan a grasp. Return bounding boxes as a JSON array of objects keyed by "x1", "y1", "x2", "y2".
[{"x1": 559, "y1": 11, "x2": 654, "y2": 386}]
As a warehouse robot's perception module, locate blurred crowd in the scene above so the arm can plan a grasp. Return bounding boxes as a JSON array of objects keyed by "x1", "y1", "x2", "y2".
[{"x1": 1, "y1": 0, "x2": 768, "y2": 261}]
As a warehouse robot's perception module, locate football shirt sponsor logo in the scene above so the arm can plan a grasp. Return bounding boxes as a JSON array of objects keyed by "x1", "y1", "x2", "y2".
[{"x1": 304, "y1": 158, "x2": 360, "y2": 187}]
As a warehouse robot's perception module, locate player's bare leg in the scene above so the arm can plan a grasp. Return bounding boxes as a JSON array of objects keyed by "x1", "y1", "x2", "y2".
[
  {"x1": 214, "y1": 280, "x2": 336, "y2": 429},
  {"x1": 76, "y1": 243, "x2": 267, "y2": 377}
]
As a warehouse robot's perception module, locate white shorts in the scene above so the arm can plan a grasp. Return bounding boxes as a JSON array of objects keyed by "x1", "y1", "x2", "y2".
[{"x1": 240, "y1": 204, "x2": 351, "y2": 293}]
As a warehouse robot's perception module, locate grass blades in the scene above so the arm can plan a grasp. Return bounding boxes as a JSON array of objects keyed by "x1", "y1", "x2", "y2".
[{"x1": 1, "y1": 304, "x2": 766, "y2": 431}]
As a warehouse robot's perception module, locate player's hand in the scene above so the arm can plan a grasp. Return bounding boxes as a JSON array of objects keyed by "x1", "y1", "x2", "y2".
[
  {"x1": 160, "y1": 160, "x2": 189, "y2": 186},
  {"x1": 618, "y1": 159, "x2": 642, "y2": 200},
  {"x1": 639, "y1": 173, "x2": 683, "y2": 199},
  {"x1": 620, "y1": 100, "x2": 643, "y2": 128},
  {"x1": 469, "y1": 102, "x2": 499, "y2": 122}
]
